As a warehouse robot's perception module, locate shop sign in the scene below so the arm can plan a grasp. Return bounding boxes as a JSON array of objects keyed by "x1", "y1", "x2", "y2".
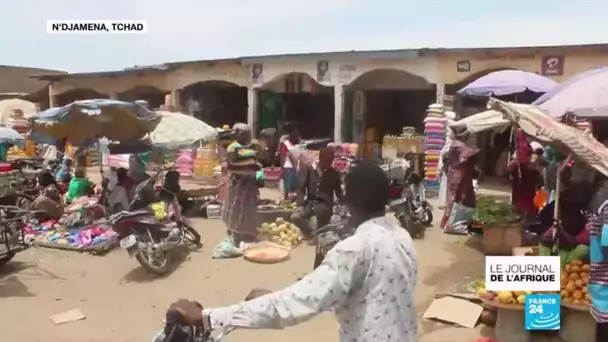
[
  {"x1": 456, "y1": 60, "x2": 471, "y2": 72},
  {"x1": 337, "y1": 64, "x2": 356, "y2": 83},
  {"x1": 251, "y1": 63, "x2": 264, "y2": 85},
  {"x1": 317, "y1": 60, "x2": 331, "y2": 82},
  {"x1": 540, "y1": 55, "x2": 565, "y2": 76}
]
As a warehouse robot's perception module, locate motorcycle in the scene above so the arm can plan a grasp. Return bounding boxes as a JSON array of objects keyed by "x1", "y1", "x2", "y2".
[
  {"x1": 152, "y1": 308, "x2": 234, "y2": 342},
  {"x1": 388, "y1": 179, "x2": 425, "y2": 239},
  {"x1": 108, "y1": 168, "x2": 202, "y2": 275},
  {"x1": 0, "y1": 206, "x2": 42, "y2": 267},
  {"x1": 405, "y1": 172, "x2": 433, "y2": 226}
]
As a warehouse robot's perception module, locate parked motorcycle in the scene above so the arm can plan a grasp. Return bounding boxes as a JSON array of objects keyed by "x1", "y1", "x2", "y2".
[
  {"x1": 405, "y1": 172, "x2": 433, "y2": 226},
  {"x1": 387, "y1": 179, "x2": 425, "y2": 239},
  {"x1": 0, "y1": 206, "x2": 42, "y2": 267},
  {"x1": 109, "y1": 168, "x2": 202, "y2": 275}
]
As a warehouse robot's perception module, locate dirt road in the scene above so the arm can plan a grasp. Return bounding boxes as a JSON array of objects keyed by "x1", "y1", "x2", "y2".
[{"x1": 0, "y1": 193, "x2": 487, "y2": 341}]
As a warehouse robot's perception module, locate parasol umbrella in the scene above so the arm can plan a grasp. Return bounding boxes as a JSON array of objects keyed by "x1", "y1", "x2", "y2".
[
  {"x1": 532, "y1": 66, "x2": 608, "y2": 118},
  {"x1": 30, "y1": 99, "x2": 161, "y2": 144},
  {"x1": 147, "y1": 111, "x2": 217, "y2": 149},
  {"x1": 452, "y1": 99, "x2": 608, "y2": 177},
  {"x1": 457, "y1": 70, "x2": 558, "y2": 97},
  {"x1": 0, "y1": 126, "x2": 25, "y2": 148}
]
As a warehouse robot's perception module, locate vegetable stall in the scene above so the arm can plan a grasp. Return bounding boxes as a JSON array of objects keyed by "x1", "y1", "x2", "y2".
[{"x1": 452, "y1": 98, "x2": 606, "y2": 341}]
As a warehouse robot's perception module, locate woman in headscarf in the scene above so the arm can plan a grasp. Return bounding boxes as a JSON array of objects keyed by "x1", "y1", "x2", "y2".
[
  {"x1": 507, "y1": 129, "x2": 542, "y2": 218},
  {"x1": 440, "y1": 127, "x2": 479, "y2": 231},
  {"x1": 221, "y1": 123, "x2": 261, "y2": 245},
  {"x1": 31, "y1": 185, "x2": 64, "y2": 222}
]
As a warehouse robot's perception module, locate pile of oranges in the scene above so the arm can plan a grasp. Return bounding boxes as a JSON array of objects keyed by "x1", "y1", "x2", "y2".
[{"x1": 560, "y1": 260, "x2": 591, "y2": 305}]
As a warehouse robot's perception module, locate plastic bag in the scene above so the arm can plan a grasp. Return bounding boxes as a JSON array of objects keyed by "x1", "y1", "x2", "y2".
[
  {"x1": 443, "y1": 202, "x2": 474, "y2": 235},
  {"x1": 150, "y1": 202, "x2": 168, "y2": 221},
  {"x1": 212, "y1": 237, "x2": 243, "y2": 259}
]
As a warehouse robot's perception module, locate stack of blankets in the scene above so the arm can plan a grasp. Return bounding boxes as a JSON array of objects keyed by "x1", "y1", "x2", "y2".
[{"x1": 423, "y1": 104, "x2": 446, "y2": 190}]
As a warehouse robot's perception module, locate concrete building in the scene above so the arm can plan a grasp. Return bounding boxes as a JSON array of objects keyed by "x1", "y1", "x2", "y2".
[{"x1": 31, "y1": 44, "x2": 608, "y2": 143}]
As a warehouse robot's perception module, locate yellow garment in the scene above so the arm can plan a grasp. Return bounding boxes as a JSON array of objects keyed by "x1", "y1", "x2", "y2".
[{"x1": 150, "y1": 202, "x2": 168, "y2": 221}]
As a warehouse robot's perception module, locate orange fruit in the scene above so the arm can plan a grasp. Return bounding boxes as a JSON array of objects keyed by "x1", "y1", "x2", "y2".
[
  {"x1": 565, "y1": 282, "x2": 576, "y2": 293},
  {"x1": 582, "y1": 264, "x2": 591, "y2": 272},
  {"x1": 573, "y1": 290, "x2": 583, "y2": 300}
]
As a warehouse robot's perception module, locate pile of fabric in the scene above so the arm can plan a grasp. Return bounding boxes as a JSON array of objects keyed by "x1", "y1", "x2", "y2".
[
  {"x1": 423, "y1": 104, "x2": 446, "y2": 190},
  {"x1": 25, "y1": 197, "x2": 118, "y2": 251}
]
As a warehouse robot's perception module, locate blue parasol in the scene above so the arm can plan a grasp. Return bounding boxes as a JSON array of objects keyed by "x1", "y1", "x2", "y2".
[
  {"x1": 0, "y1": 126, "x2": 25, "y2": 148},
  {"x1": 458, "y1": 70, "x2": 558, "y2": 97},
  {"x1": 531, "y1": 66, "x2": 608, "y2": 118}
]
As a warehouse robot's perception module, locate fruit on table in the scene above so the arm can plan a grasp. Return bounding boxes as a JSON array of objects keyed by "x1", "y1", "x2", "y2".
[
  {"x1": 497, "y1": 291, "x2": 515, "y2": 304},
  {"x1": 561, "y1": 259, "x2": 591, "y2": 305},
  {"x1": 259, "y1": 217, "x2": 303, "y2": 248}
]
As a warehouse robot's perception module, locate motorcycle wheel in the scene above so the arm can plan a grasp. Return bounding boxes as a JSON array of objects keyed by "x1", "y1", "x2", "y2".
[
  {"x1": 421, "y1": 209, "x2": 433, "y2": 226},
  {"x1": 183, "y1": 223, "x2": 202, "y2": 247},
  {"x1": 135, "y1": 247, "x2": 172, "y2": 276},
  {"x1": 397, "y1": 213, "x2": 424, "y2": 239}
]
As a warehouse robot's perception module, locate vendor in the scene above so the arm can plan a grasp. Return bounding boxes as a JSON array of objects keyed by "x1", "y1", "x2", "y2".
[
  {"x1": 507, "y1": 129, "x2": 542, "y2": 219},
  {"x1": 55, "y1": 157, "x2": 73, "y2": 182},
  {"x1": 586, "y1": 173, "x2": 608, "y2": 341},
  {"x1": 31, "y1": 186, "x2": 64, "y2": 222},
  {"x1": 291, "y1": 148, "x2": 343, "y2": 244},
  {"x1": 65, "y1": 169, "x2": 94, "y2": 204},
  {"x1": 279, "y1": 124, "x2": 301, "y2": 200}
]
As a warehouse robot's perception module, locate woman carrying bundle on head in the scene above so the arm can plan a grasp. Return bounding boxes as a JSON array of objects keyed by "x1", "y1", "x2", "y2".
[{"x1": 221, "y1": 123, "x2": 262, "y2": 245}]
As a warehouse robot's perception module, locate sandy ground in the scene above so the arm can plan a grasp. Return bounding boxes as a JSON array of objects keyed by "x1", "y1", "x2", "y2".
[{"x1": 0, "y1": 181, "x2": 499, "y2": 342}]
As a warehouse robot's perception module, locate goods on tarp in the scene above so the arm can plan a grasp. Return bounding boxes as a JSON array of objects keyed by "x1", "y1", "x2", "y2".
[
  {"x1": 259, "y1": 217, "x2": 302, "y2": 248},
  {"x1": 560, "y1": 260, "x2": 591, "y2": 305}
]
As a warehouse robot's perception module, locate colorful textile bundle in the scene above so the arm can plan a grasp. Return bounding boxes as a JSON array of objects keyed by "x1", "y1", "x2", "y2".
[{"x1": 423, "y1": 104, "x2": 446, "y2": 189}]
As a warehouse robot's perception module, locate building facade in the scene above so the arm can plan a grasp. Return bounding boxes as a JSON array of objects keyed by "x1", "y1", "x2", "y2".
[{"x1": 35, "y1": 44, "x2": 608, "y2": 142}]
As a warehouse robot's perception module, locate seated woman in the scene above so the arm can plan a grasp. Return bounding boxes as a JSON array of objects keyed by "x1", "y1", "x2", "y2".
[
  {"x1": 31, "y1": 186, "x2": 64, "y2": 222},
  {"x1": 539, "y1": 200, "x2": 589, "y2": 268},
  {"x1": 66, "y1": 169, "x2": 94, "y2": 204}
]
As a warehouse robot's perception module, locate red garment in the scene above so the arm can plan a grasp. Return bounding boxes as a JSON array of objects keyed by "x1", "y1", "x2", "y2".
[
  {"x1": 508, "y1": 129, "x2": 540, "y2": 215},
  {"x1": 440, "y1": 140, "x2": 478, "y2": 228}
]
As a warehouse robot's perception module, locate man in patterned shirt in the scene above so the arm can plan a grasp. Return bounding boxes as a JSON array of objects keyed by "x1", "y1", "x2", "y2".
[{"x1": 168, "y1": 161, "x2": 419, "y2": 341}]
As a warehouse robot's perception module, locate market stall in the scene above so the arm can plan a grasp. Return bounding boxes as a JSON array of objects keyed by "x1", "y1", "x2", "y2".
[
  {"x1": 457, "y1": 99, "x2": 606, "y2": 341},
  {"x1": 26, "y1": 197, "x2": 118, "y2": 255}
]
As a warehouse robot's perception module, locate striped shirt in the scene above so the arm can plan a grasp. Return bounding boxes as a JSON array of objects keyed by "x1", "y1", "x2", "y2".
[{"x1": 587, "y1": 210, "x2": 608, "y2": 322}]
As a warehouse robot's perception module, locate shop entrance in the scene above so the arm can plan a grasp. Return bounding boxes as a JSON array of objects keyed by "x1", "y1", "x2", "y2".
[
  {"x1": 344, "y1": 69, "x2": 435, "y2": 158},
  {"x1": 118, "y1": 86, "x2": 166, "y2": 110},
  {"x1": 257, "y1": 72, "x2": 334, "y2": 139},
  {"x1": 180, "y1": 81, "x2": 247, "y2": 128}
]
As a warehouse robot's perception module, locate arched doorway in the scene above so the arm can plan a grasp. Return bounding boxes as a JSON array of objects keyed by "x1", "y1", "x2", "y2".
[
  {"x1": 180, "y1": 80, "x2": 247, "y2": 127},
  {"x1": 56, "y1": 88, "x2": 107, "y2": 107},
  {"x1": 258, "y1": 72, "x2": 334, "y2": 140},
  {"x1": 118, "y1": 86, "x2": 166, "y2": 110},
  {"x1": 344, "y1": 69, "x2": 435, "y2": 157}
]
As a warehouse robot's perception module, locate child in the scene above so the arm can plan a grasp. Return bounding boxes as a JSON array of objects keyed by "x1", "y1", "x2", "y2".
[{"x1": 66, "y1": 169, "x2": 93, "y2": 204}]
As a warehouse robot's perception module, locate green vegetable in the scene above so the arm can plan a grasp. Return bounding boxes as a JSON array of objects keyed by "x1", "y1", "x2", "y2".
[{"x1": 472, "y1": 197, "x2": 520, "y2": 225}]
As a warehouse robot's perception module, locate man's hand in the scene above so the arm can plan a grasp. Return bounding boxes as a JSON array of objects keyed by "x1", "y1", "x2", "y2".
[
  {"x1": 245, "y1": 288, "x2": 272, "y2": 301},
  {"x1": 168, "y1": 299, "x2": 204, "y2": 325}
]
